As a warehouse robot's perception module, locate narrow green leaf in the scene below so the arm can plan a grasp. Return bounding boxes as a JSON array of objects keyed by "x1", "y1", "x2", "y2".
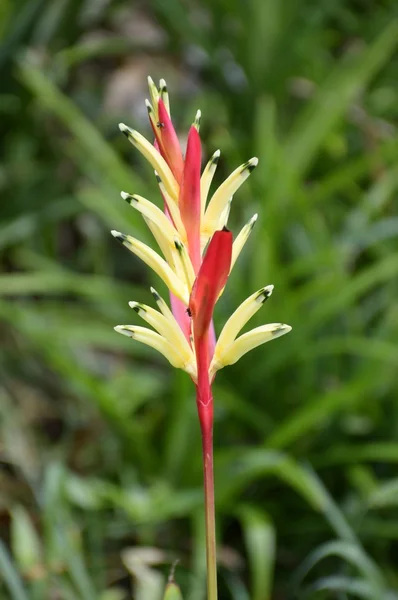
[
  {"x1": 284, "y1": 21, "x2": 398, "y2": 178},
  {"x1": 11, "y1": 506, "x2": 43, "y2": 575},
  {"x1": 18, "y1": 55, "x2": 142, "y2": 193},
  {"x1": 295, "y1": 540, "x2": 385, "y2": 598},
  {"x1": 238, "y1": 506, "x2": 275, "y2": 600},
  {"x1": 0, "y1": 541, "x2": 29, "y2": 600}
]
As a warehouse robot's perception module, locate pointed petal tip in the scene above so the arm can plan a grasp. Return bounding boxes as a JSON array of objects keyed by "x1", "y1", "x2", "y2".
[
  {"x1": 159, "y1": 78, "x2": 167, "y2": 89},
  {"x1": 114, "y1": 325, "x2": 134, "y2": 337},
  {"x1": 150, "y1": 286, "x2": 161, "y2": 301},
  {"x1": 273, "y1": 323, "x2": 292, "y2": 336},
  {"x1": 256, "y1": 284, "x2": 274, "y2": 303},
  {"x1": 147, "y1": 75, "x2": 155, "y2": 86},
  {"x1": 119, "y1": 123, "x2": 137, "y2": 138},
  {"x1": 145, "y1": 99, "x2": 153, "y2": 112},
  {"x1": 128, "y1": 301, "x2": 143, "y2": 313},
  {"x1": 245, "y1": 157, "x2": 259, "y2": 172},
  {"x1": 120, "y1": 191, "x2": 131, "y2": 201},
  {"x1": 192, "y1": 109, "x2": 201, "y2": 131},
  {"x1": 111, "y1": 229, "x2": 122, "y2": 238}
]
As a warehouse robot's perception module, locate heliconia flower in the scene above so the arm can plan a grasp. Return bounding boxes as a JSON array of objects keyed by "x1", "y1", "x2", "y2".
[
  {"x1": 114, "y1": 78, "x2": 290, "y2": 377},
  {"x1": 112, "y1": 76, "x2": 291, "y2": 600}
]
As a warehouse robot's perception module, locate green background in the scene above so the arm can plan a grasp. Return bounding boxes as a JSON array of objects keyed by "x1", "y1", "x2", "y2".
[{"x1": 1, "y1": 1, "x2": 398, "y2": 598}]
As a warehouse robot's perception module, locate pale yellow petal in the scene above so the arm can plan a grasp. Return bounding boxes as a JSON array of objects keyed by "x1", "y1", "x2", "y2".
[
  {"x1": 215, "y1": 285, "x2": 274, "y2": 356},
  {"x1": 122, "y1": 192, "x2": 179, "y2": 246},
  {"x1": 151, "y1": 286, "x2": 185, "y2": 320},
  {"x1": 129, "y1": 300, "x2": 195, "y2": 377},
  {"x1": 210, "y1": 323, "x2": 291, "y2": 376},
  {"x1": 123, "y1": 193, "x2": 185, "y2": 279},
  {"x1": 159, "y1": 78, "x2": 170, "y2": 115},
  {"x1": 217, "y1": 197, "x2": 232, "y2": 230},
  {"x1": 114, "y1": 325, "x2": 189, "y2": 371},
  {"x1": 150, "y1": 287, "x2": 196, "y2": 366},
  {"x1": 142, "y1": 216, "x2": 176, "y2": 267},
  {"x1": 147, "y1": 76, "x2": 160, "y2": 120},
  {"x1": 203, "y1": 157, "x2": 258, "y2": 240},
  {"x1": 145, "y1": 99, "x2": 157, "y2": 131},
  {"x1": 173, "y1": 240, "x2": 196, "y2": 289},
  {"x1": 193, "y1": 109, "x2": 201, "y2": 132},
  {"x1": 119, "y1": 124, "x2": 178, "y2": 200},
  {"x1": 111, "y1": 230, "x2": 189, "y2": 304},
  {"x1": 231, "y1": 213, "x2": 258, "y2": 271},
  {"x1": 201, "y1": 150, "x2": 220, "y2": 216},
  {"x1": 154, "y1": 172, "x2": 187, "y2": 242},
  {"x1": 122, "y1": 194, "x2": 194, "y2": 287}
]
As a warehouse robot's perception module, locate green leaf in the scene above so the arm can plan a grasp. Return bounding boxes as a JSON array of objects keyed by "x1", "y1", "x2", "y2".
[
  {"x1": 18, "y1": 54, "x2": 142, "y2": 193},
  {"x1": 237, "y1": 506, "x2": 275, "y2": 600},
  {"x1": 11, "y1": 506, "x2": 43, "y2": 575},
  {"x1": 295, "y1": 540, "x2": 386, "y2": 598},
  {"x1": 284, "y1": 20, "x2": 398, "y2": 179},
  {"x1": 0, "y1": 541, "x2": 29, "y2": 600}
]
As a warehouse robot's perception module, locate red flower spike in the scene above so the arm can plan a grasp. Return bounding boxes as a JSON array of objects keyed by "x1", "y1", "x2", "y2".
[
  {"x1": 179, "y1": 126, "x2": 202, "y2": 272},
  {"x1": 189, "y1": 228, "x2": 233, "y2": 341},
  {"x1": 157, "y1": 98, "x2": 184, "y2": 184}
]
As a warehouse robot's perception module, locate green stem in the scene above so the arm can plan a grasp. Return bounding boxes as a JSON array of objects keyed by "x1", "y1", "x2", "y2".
[{"x1": 200, "y1": 413, "x2": 217, "y2": 600}]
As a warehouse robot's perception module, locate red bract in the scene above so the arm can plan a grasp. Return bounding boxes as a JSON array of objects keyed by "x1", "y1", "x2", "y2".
[
  {"x1": 189, "y1": 228, "x2": 233, "y2": 341},
  {"x1": 157, "y1": 98, "x2": 184, "y2": 183},
  {"x1": 189, "y1": 229, "x2": 233, "y2": 407},
  {"x1": 179, "y1": 126, "x2": 202, "y2": 272}
]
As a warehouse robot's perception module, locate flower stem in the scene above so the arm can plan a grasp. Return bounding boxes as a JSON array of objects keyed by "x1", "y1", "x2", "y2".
[
  {"x1": 195, "y1": 328, "x2": 218, "y2": 600},
  {"x1": 200, "y1": 409, "x2": 217, "y2": 600}
]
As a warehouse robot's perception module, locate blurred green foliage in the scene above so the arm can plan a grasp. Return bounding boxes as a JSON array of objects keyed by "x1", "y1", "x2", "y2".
[{"x1": 1, "y1": 0, "x2": 398, "y2": 598}]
